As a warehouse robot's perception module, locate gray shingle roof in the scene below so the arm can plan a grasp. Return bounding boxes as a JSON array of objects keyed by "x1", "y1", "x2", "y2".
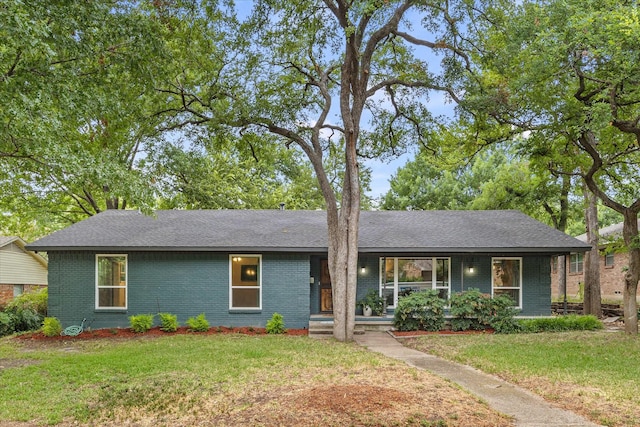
[
  {"x1": 0, "y1": 236, "x2": 20, "y2": 247},
  {"x1": 575, "y1": 219, "x2": 640, "y2": 243},
  {"x1": 26, "y1": 209, "x2": 590, "y2": 254}
]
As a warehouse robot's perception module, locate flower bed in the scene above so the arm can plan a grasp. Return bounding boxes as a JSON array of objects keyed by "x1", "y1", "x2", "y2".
[{"x1": 16, "y1": 325, "x2": 308, "y2": 341}]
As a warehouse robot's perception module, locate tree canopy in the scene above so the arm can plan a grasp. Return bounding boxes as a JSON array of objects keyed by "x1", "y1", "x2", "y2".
[{"x1": 466, "y1": 0, "x2": 640, "y2": 332}]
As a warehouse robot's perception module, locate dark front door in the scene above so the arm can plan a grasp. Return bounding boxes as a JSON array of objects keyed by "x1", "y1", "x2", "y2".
[{"x1": 320, "y1": 259, "x2": 333, "y2": 313}]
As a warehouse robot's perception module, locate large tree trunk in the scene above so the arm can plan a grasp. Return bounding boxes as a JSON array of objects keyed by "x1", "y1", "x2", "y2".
[
  {"x1": 622, "y1": 211, "x2": 639, "y2": 334},
  {"x1": 328, "y1": 129, "x2": 360, "y2": 341},
  {"x1": 583, "y1": 188, "x2": 602, "y2": 317}
]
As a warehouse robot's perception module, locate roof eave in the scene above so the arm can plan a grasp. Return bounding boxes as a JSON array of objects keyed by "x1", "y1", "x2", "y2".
[{"x1": 26, "y1": 245, "x2": 590, "y2": 255}]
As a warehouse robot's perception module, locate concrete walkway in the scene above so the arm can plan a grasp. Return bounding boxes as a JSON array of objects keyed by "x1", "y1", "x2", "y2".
[{"x1": 354, "y1": 331, "x2": 603, "y2": 427}]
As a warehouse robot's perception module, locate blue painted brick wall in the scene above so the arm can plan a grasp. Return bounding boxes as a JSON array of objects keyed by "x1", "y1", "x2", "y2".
[
  {"x1": 47, "y1": 251, "x2": 311, "y2": 330},
  {"x1": 352, "y1": 255, "x2": 551, "y2": 316}
]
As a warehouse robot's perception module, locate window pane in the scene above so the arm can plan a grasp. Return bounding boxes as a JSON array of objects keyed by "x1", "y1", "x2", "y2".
[
  {"x1": 231, "y1": 256, "x2": 260, "y2": 287},
  {"x1": 605, "y1": 253, "x2": 614, "y2": 266},
  {"x1": 570, "y1": 253, "x2": 583, "y2": 273},
  {"x1": 381, "y1": 258, "x2": 394, "y2": 307},
  {"x1": 232, "y1": 288, "x2": 260, "y2": 308},
  {"x1": 98, "y1": 288, "x2": 126, "y2": 308},
  {"x1": 436, "y1": 259, "x2": 449, "y2": 286},
  {"x1": 98, "y1": 256, "x2": 126, "y2": 287},
  {"x1": 493, "y1": 259, "x2": 520, "y2": 288},
  {"x1": 399, "y1": 259, "x2": 432, "y2": 283}
]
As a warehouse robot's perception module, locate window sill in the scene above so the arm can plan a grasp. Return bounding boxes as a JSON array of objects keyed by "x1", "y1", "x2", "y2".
[
  {"x1": 229, "y1": 309, "x2": 262, "y2": 314},
  {"x1": 94, "y1": 308, "x2": 128, "y2": 313}
]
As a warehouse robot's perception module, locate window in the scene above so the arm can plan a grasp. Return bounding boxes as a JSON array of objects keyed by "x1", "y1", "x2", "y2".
[
  {"x1": 380, "y1": 257, "x2": 450, "y2": 308},
  {"x1": 570, "y1": 253, "x2": 584, "y2": 273},
  {"x1": 230, "y1": 255, "x2": 261, "y2": 309},
  {"x1": 605, "y1": 253, "x2": 615, "y2": 267},
  {"x1": 13, "y1": 285, "x2": 24, "y2": 297},
  {"x1": 492, "y1": 257, "x2": 522, "y2": 307},
  {"x1": 96, "y1": 255, "x2": 127, "y2": 309}
]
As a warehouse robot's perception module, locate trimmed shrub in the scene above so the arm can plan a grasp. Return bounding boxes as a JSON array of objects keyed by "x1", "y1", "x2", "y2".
[
  {"x1": 186, "y1": 313, "x2": 209, "y2": 332},
  {"x1": 394, "y1": 290, "x2": 445, "y2": 332},
  {"x1": 520, "y1": 315, "x2": 603, "y2": 333},
  {"x1": 129, "y1": 314, "x2": 154, "y2": 333},
  {"x1": 449, "y1": 289, "x2": 492, "y2": 331},
  {"x1": 158, "y1": 312, "x2": 179, "y2": 332},
  {"x1": 42, "y1": 317, "x2": 63, "y2": 337},
  {"x1": 487, "y1": 294, "x2": 522, "y2": 334},
  {"x1": 266, "y1": 312, "x2": 286, "y2": 334}
]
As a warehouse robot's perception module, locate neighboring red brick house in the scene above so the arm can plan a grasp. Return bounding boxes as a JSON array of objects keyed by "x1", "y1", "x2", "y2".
[
  {"x1": 551, "y1": 222, "x2": 635, "y2": 302},
  {"x1": 0, "y1": 236, "x2": 48, "y2": 306}
]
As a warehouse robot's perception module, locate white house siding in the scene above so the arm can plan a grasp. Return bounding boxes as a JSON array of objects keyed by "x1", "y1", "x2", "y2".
[{"x1": 0, "y1": 244, "x2": 48, "y2": 285}]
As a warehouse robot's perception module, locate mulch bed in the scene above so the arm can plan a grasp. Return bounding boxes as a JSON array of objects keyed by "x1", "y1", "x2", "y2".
[{"x1": 16, "y1": 325, "x2": 308, "y2": 341}]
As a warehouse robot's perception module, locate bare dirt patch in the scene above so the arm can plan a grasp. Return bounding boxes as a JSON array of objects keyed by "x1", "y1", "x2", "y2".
[{"x1": 86, "y1": 365, "x2": 513, "y2": 427}]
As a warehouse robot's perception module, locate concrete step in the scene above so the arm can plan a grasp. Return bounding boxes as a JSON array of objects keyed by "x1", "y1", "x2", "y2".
[{"x1": 308, "y1": 320, "x2": 365, "y2": 338}]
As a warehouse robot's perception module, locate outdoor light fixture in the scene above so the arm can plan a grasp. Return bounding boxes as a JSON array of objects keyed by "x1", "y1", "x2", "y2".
[
  {"x1": 468, "y1": 265, "x2": 475, "y2": 274},
  {"x1": 360, "y1": 265, "x2": 366, "y2": 274}
]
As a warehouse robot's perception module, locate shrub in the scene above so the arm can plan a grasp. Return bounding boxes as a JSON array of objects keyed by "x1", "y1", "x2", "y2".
[
  {"x1": 3, "y1": 288, "x2": 48, "y2": 334},
  {"x1": 449, "y1": 289, "x2": 492, "y2": 331},
  {"x1": 487, "y1": 295, "x2": 522, "y2": 334},
  {"x1": 6, "y1": 288, "x2": 48, "y2": 317},
  {"x1": 129, "y1": 314, "x2": 154, "y2": 333},
  {"x1": 9, "y1": 308, "x2": 42, "y2": 333},
  {"x1": 42, "y1": 317, "x2": 63, "y2": 337},
  {"x1": 394, "y1": 290, "x2": 445, "y2": 332},
  {"x1": 520, "y1": 315, "x2": 603, "y2": 333},
  {"x1": 158, "y1": 312, "x2": 179, "y2": 332},
  {"x1": 266, "y1": 312, "x2": 286, "y2": 334},
  {"x1": 186, "y1": 313, "x2": 209, "y2": 332},
  {"x1": 0, "y1": 312, "x2": 13, "y2": 336}
]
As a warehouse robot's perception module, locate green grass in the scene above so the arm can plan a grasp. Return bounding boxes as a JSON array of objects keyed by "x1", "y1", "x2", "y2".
[
  {"x1": 404, "y1": 331, "x2": 640, "y2": 426},
  {"x1": 0, "y1": 335, "x2": 382, "y2": 425}
]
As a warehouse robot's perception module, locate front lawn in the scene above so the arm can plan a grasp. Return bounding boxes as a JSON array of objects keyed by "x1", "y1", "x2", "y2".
[
  {"x1": 402, "y1": 331, "x2": 640, "y2": 427},
  {"x1": 0, "y1": 333, "x2": 510, "y2": 426}
]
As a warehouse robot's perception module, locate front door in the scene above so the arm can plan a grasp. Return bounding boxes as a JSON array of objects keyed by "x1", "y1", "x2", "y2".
[{"x1": 320, "y1": 259, "x2": 333, "y2": 312}]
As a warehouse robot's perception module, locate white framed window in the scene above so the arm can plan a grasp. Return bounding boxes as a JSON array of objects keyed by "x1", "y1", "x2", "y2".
[
  {"x1": 570, "y1": 253, "x2": 584, "y2": 273},
  {"x1": 380, "y1": 257, "x2": 451, "y2": 308},
  {"x1": 491, "y1": 257, "x2": 522, "y2": 308},
  {"x1": 96, "y1": 254, "x2": 127, "y2": 309},
  {"x1": 229, "y1": 255, "x2": 261, "y2": 310},
  {"x1": 605, "y1": 253, "x2": 615, "y2": 267}
]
